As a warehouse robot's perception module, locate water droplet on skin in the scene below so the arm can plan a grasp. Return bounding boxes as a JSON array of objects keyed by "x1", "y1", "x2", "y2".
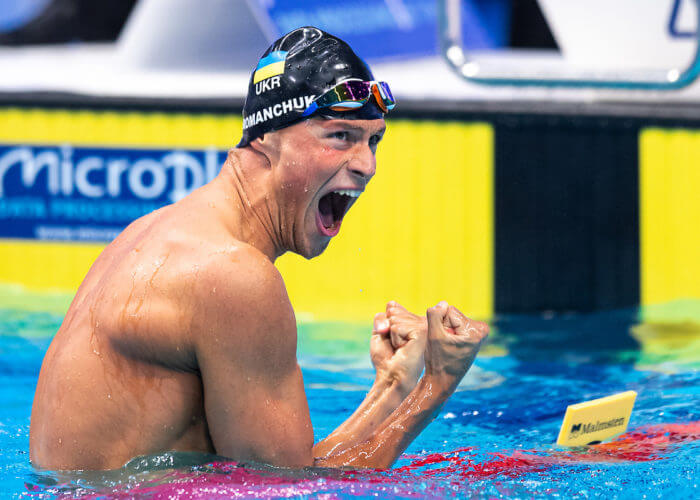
[{"x1": 58, "y1": 438, "x2": 62, "y2": 445}]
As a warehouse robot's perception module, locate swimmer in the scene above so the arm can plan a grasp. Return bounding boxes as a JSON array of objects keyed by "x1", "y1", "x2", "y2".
[{"x1": 29, "y1": 27, "x2": 488, "y2": 470}]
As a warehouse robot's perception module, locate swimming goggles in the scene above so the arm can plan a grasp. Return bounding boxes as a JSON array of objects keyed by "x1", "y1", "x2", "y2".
[{"x1": 302, "y1": 80, "x2": 396, "y2": 117}]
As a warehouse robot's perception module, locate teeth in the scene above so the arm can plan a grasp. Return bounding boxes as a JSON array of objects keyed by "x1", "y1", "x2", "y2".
[{"x1": 333, "y1": 189, "x2": 362, "y2": 198}]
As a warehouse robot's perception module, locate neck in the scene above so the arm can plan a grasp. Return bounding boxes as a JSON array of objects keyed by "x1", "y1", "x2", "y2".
[{"x1": 211, "y1": 149, "x2": 286, "y2": 262}]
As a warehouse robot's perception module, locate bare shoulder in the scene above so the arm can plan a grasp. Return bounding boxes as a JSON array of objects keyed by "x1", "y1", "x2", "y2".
[
  {"x1": 191, "y1": 242, "x2": 297, "y2": 371},
  {"x1": 193, "y1": 242, "x2": 292, "y2": 320}
]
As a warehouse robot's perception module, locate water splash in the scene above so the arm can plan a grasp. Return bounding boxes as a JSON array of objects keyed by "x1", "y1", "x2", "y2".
[{"x1": 22, "y1": 422, "x2": 699, "y2": 499}]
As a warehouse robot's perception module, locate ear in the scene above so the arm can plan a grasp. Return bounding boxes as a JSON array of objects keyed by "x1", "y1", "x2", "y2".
[
  {"x1": 251, "y1": 131, "x2": 282, "y2": 151},
  {"x1": 248, "y1": 133, "x2": 280, "y2": 167}
]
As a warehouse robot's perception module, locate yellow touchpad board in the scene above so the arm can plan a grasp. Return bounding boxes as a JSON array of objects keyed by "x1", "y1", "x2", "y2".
[{"x1": 557, "y1": 391, "x2": 637, "y2": 447}]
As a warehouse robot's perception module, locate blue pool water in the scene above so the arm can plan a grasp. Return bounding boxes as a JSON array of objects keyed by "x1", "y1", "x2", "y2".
[{"x1": 0, "y1": 304, "x2": 698, "y2": 498}]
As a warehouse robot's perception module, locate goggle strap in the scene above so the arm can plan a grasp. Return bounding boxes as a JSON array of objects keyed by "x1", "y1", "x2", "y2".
[{"x1": 301, "y1": 102, "x2": 319, "y2": 117}]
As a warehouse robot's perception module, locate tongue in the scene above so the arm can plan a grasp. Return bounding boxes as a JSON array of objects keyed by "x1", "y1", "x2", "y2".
[{"x1": 318, "y1": 194, "x2": 335, "y2": 228}]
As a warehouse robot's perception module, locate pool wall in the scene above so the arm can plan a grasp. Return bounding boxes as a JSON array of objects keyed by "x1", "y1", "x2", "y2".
[{"x1": 0, "y1": 102, "x2": 698, "y2": 321}]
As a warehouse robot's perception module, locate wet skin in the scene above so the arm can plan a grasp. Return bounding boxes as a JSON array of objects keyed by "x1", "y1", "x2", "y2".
[{"x1": 30, "y1": 117, "x2": 489, "y2": 470}]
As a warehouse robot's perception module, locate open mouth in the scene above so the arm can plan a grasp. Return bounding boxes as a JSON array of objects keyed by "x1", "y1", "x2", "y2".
[{"x1": 316, "y1": 189, "x2": 361, "y2": 237}]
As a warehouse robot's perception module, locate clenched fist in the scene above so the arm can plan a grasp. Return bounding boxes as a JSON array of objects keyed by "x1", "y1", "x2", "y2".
[
  {"x1": 370, "y1": 301, "x2": 427, "y2": 394},
  {"x1": 424, "y1": 301, "x2": 489, "y2": 390}
]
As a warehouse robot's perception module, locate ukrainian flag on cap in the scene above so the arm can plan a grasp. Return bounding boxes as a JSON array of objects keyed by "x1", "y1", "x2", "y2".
[{"x1": 253, "y1": 51, "x2": 288, "y2": 84}]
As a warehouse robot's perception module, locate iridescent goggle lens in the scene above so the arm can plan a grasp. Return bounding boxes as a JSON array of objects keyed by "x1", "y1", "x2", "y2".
[{"x1": 302, "y1": 80, "x2": 396, "y2": 117}]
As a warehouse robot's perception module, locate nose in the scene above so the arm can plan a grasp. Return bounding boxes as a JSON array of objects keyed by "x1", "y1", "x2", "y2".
[{"x1": 348, "y1": 146, "x2": 376, "y2": 181}]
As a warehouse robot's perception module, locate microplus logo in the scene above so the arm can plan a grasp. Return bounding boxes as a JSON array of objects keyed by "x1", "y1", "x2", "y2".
[
  {"x1": 0, "y1": 144, "x2": 227, "y2": 241},
  {"x1": 0, "y1": 145, "x2": 223, "y2": 202}
]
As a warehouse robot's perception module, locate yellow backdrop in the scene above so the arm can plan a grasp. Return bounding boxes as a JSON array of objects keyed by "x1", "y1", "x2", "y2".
[
  {"x1": 639, "y1": 128, "x2": 700, "y2": 306},
  {"x1": 0, "y1": 109, "x2": 494, "y2": 321}
]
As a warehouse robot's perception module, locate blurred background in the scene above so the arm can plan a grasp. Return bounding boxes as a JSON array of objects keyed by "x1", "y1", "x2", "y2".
[
  {"x1": 0, "y1": 0, "x2": 549, "y2": 51},
  {"x1": 0, "y1": 0, "x2": 698, "y2": 331}
]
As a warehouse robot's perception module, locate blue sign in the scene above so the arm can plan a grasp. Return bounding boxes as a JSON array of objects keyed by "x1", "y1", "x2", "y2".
[
  {"x1": 0, "y1": 144, "x2": 227, "y2": 242},
  {"x1": 263, "y1": 0, "x2": 511, "y2": 61}
]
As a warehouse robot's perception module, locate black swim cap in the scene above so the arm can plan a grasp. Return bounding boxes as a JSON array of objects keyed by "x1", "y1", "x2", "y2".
[{"x1": 237, "y1": 26, "x2": 385, "y2": 148}]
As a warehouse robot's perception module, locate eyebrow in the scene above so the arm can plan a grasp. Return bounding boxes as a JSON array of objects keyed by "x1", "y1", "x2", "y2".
[{"x1": 323, "y1": 121, "x2": 386, "y2": 136}]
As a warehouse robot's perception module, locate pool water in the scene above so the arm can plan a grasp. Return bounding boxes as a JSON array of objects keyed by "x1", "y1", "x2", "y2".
[{"x1": 0, "y1": 302, "x2": 698, "y2": 499}]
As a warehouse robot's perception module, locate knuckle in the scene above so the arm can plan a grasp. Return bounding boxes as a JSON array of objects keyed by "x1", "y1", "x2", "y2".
[{"x1": 476, "y1": 321, "x2": 489, "y2": 336}]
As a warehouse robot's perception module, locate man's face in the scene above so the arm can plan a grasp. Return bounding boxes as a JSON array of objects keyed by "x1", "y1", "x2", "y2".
[{"x1": 269, "y1": 116, "x2": 386, "y2": 258}]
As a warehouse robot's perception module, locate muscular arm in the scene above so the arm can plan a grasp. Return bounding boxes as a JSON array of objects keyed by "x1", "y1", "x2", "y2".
[
  {"x1": 313, "y1": 305, "x2": 427, "y2": 458},
  {"x1": 193, "y1": 252, "x2": 474, "y2": 470},
  {"x1": 315, "y1": 375, "x2": 451, "y2": 468},
  {"x1": 316, "y1": 302, "x2": 490, "y2": 469},
  {"x1": 194, "y1": 252, "x2": 413, "y2": 467},
  {"x1": 312, "y1": 369, "x2": 407, "y2": 459},
  {"x1": 193, "y1": 251, "x2": 314, "y2": 467}
]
